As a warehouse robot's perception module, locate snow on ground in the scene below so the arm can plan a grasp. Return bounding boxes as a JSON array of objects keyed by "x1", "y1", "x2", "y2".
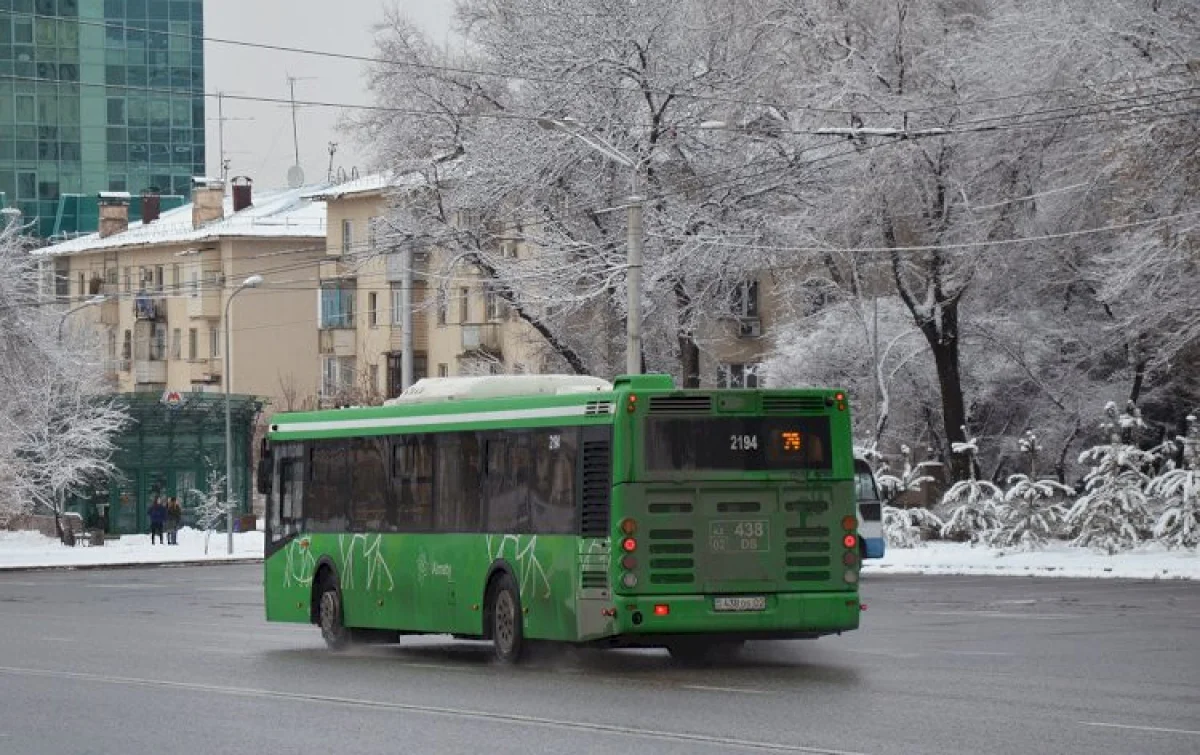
[
  {"x1": 0, "y1": 527, "x2": 263, "y2": 570},
  {"x1": 864, "y1": 542, "x2": 1200, "y2": 580},
  {"x1": 1, "y1": 529, "x2": 1196, "y2": 579}
]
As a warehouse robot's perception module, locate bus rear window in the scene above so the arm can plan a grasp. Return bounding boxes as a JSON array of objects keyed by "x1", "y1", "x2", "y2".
[{"x1": 645, "y1": 417, "x2": 833, "y2": 471}]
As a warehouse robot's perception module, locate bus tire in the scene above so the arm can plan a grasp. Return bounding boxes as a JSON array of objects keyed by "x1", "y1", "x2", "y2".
[
  {"x1": 316, "y1": 574, "x2": 352, "y2": 651},
  {"x1": 489, "y1": 572, "x2": 526, "y2": 664}
]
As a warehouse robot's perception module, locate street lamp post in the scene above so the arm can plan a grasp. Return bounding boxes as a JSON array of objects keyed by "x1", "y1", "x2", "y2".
[
  {"x1": 537, "y1": 117, "x2": 643, "y2": 375},
  {"x1": 224, "y1": 274, "x2": 263, "y2": 555},
  {"x1": 57, "y1": 294, "x2": 108, "y2": 345}
]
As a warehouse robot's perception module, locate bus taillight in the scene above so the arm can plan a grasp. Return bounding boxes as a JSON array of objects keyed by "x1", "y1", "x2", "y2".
[
  {"x1": 842, "y1": 534, "x2": 857, "y2": 549},
  {"x1": 621, "y1": 537, "x2": 637, "y2": 552},
  {"x1": 653, "y1": 604, "x2": 670, "y2": 616},
  {"x1": 621, "y1": 555, "x2": 637, "y2": 570},
  {"x1": 620, "y1": 518, "x2": 637, "y2": 535},
  {"x1": 841, "y1": 515, "x2": 856, "y2": 531}
]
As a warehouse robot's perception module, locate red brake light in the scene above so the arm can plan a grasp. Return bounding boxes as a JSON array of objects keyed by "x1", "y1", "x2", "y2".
[
  {"x1": 843, "y1": 534, "x2": 857, "y2": 549},
  {"x1": 620, "y1": 555, "x2": 637, "y2": 570},
  {"x1": 841, "y1": 515, "x2": 857, "y2": 531},
  {"x1": 653, "y1": 604, "x2": 670, "y2": 616},
  {"x1": 626, "y1": 393, "x2": 638, "y2": 413},
  {"x1": 622, "y1": 537, "x2": 637, "y2": 552},
  {"x1": 835, "y1": 392, "x2": 845, "y2": 401},
  {"x1": 620, "y1": 518, "x2": 637, "y2": 535}
]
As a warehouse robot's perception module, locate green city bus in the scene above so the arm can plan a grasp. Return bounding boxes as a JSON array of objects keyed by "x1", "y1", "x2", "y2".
[{"x1": 260, "y1": 373, "x2": 862, "y2": 662}]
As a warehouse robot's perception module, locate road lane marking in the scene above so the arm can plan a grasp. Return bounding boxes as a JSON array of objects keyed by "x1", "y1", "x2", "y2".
[
  {"x1": 0, "y1": 665, "x2": 869, "y2": 755},
  {"x1": 681, "y1": 684, "x2": 767, "y2": 695},
  {"x1": 1080, "y1": 721, "x2": 1200, "y2": 736},
  {"x1": 938, "y1": 650, "x2": 1013, "y2": 657},
  {"x1": 912, "y1": 610, "x2": 1082, "y2": 620}
]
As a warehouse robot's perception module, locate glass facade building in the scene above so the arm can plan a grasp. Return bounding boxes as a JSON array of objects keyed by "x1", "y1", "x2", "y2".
[{"x1": 0, "y1": 0, "x2": 205, "y2": 237}]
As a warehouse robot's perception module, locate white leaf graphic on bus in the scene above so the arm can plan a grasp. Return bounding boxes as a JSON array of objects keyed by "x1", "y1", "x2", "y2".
[
  {"x1": 283, "y1": 537, "x2": 316, "y2": 587},
  {"x1": 337, "y1": 533, "x2": 395, "y2": 592},
  {"x1": 486, "y1": 534, "x2": 552, "y2": 599}
]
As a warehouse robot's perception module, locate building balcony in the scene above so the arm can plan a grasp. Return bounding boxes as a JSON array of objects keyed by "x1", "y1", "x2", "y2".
[
  {"x1": 384, "y1": 250, "x2": 429, "y2": 283},
  {"x1": 132, "y1": 359, "x2": 167, "y2": 384},
  {"x1": 188, "y1": 358, "x2": 222, "y2": 384},
  {"x1": 132, "y1": 295, "x2": 165, "y2": 321},
  {"x1": 187, "y1": 288, "x2": 221, "y2": 319},
  {"x1": 319, "y1": 327, "x2": 357, "y2": 357},
  {"x1": 460, "y1": 323, "x2": 502, "y2": 355},
  {"x1": 104, "y1": 358, "x2": 130, "y2": 376},
  {"x1": 388, "y1": 312, "x2": 430, "y2": 352},
  {"x1": 98, "y1": 299, "x2": 121, "y2": 326}
]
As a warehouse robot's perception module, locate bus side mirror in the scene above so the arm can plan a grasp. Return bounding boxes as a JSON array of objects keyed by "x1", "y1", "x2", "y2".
[{"x1": 256, "y1": 456, "x2": 272, "y2": 495}]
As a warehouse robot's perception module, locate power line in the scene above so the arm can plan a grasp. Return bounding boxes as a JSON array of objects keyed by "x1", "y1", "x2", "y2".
[{"x1": 20, "y1": 11, "x2": 1197, "y2": 119}]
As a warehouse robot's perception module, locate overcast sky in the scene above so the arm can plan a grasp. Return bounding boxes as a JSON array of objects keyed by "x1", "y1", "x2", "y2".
[{"x1": 202, "y1": 0, "x2": 456, "y2": 190}]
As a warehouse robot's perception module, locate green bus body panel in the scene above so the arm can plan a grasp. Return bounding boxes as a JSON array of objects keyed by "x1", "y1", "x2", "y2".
[
  {"x1": 264, "y1": 533, "x2": 609, "y2": 642},
  {"x1": 264, "y1": 382, "x2": 861, "y2": 643}
]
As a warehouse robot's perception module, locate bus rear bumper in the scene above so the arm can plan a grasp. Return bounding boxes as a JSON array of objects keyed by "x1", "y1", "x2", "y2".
[{"x1": 608, "y1": 591, "x2": 860, "y2": 639}]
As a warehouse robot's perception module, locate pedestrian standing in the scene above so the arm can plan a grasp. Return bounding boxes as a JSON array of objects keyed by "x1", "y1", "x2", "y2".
[
  {"x1": 148, "y1": 496, "x2": 167, "y2": 545},
  {"x1": 166, "y1": 496, "x2": 182, "y2": 545}
]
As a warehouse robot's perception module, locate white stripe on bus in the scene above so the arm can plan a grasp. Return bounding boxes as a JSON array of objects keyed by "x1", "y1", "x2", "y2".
[{"x1": 271, "y1": 404, "x2": 608, "y2": 435}]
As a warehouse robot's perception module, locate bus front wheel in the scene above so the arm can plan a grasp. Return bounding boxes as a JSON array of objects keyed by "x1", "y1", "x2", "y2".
[
  {"x1": 489, "y1": 573, "x2": 526, "y2": 664},
  {"x1": 317, "y1": 575, "x2": 352, "y2": 651}
]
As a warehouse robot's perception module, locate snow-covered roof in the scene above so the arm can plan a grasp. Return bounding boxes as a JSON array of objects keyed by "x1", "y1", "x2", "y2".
[
  {"x1": 384, "y1": 375, "x2": 613, "y2": 405},
  {"x1": 36, "y1": 184, "x2": 330, "y2": 257}
]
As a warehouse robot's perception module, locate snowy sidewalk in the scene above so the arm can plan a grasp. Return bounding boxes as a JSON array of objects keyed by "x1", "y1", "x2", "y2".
[
  {"x1": 0, "y1": 527, "x2": 263, "y2": 570},
  {"x1": 864, "y1": 542, "x2": 1200, "y2": 580}
]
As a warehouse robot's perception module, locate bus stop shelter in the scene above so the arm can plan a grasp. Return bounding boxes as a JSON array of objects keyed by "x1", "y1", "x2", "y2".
[{"x1": 69, "y1": 392, "x2": 264, "y2": 535}]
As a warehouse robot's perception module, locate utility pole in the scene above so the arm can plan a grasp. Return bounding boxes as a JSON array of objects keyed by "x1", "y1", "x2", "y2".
[{"x1": 209, "y1": 91, "x2": 253, "y2": 183}]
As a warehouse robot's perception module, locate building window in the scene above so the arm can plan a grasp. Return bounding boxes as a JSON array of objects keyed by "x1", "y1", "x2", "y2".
[
  {"x1": 122, "y1": 330, "x2": 132, "y2": 360},
  {"x1": 322, "y1": 355, "x2": 356, "y2": 397},
  {"x1": 717, "y1": 363, "x2": 762, "y2": 389},
  {"x1": 77, "y1": 272, "x2": 85, "y2": 299},
  {"x1": 386, "y1": 353, "x2": 428, "y2": 398},
  {"x1": 731, "y1": 280, "x2": 760, "y2": 318},
  {"x1": 171, "y1": 328, "x2": 181, "y2": 360},
  {"x1": 188, "y1": 328, "x2": 198, "y2": 360},
  {"x1": 459, "y1": 286, "x2": 470, "y2": 324},
  {"x1": 367, "y1": 292, "x2": 378, "y2": 327},
  {"x1": 209, "y1": 327, "x2": 220, "y2": 358},
  {"x1": 319, "y1": 283, "x2": 356, "y2": 328},
  {"x1": 437, "y1": 363, "x2": 449, "y2": 378},
  {"x1": 171, "y1": 264, "x2": 180, "y2": 292},
  {"x1": 154, "y1": 265, "x2": 164, "y2": 292},
  {"x1": 436, "y1": 288, "x2": 447, "y2": 326},
  {"x1": 485, "y1": 285, "x2": 503, "y2": 321},
  {"x1": 107, "y1": 329, "x2": 118, "y2": 360},
  {"x1": 151, "y1": 324, "x2": 167, "y2": 361},
  {"x1": 391, "y1": 285, "x2": 404, "y2": 326},
  {"x1": 341, "y1": 219, "x2": 353, "y2": 254},
  {"x1": 368, "y1": 216, "x2": 380, "y2": 250}
]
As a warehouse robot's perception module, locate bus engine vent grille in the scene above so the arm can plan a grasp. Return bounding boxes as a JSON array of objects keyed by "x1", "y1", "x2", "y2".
[
  {"x1": 763, "y1": 396, "x2": 826, "y2": 413},
  {"x1": 785, "y1": 520, "x2": 831, "y2": 582},
  {"x1": 648, "y1": 395, "x2": 713, "y2": 414},
  {"x1": 647, "y1": 529, "x2": 696, "y2": 585},
  {"x1": 581, "y1": 570, "x2": 608, "y2": 590},
  {"x1": 580, "y1": 439, "x2": 612, "y2": 537},
  {"x1": 585, "y1": 401, "x2": 613, "y2": 416}
]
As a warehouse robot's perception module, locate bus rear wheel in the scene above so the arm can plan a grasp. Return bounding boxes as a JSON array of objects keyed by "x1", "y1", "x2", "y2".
[
  {"x1": 317, "y1": 575, "x2": 352, "y2": 651},
  {"x1": 489, "y1": 573, "x2": 526, "y2": 664}
]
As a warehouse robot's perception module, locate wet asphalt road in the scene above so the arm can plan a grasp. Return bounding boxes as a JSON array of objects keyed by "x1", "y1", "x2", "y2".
[{"x1": 0, "y1": 565, "x2": 1196, "y2": 755}]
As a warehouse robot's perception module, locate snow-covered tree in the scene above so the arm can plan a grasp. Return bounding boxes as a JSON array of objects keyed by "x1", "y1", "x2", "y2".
[
  {"x1": 993, "y1": 431, "x2": 1073, "y2": 550},
  {"x1": 940, "y1": 433, "x2": 1003, "y2": 544},
  {"x1": 0, "y1": 219, "x2": 128, "y2": 539},
  {"x1": 1067, "y1": 403, "x2": 1158, "y2": 553},
  {"x1": 188, "y1": 466, "x2": 232, "y2": 555},
  {"x1": 876, "y1": 444, "x2": 943, "y2": 548},
  {"x1": 1149, "y1": 414, "x2": 1200, "y2": 549}
]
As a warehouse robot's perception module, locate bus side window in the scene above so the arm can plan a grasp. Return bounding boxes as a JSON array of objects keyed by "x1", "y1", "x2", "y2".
[{"x1": 392, "y1": 436, "x2": 433, "y2": 531}]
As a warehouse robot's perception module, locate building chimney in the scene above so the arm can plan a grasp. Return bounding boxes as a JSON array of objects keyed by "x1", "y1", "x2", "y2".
[
  {"x1": 232, "y1": 176, "x2": 253, "y2": 213},
  {"x1": 97, "y1": 191, "x2": 131, "y2": 238},
  {"x1": 141, "y1": 187, "x2": 161, "y2": 224},
  {"x1": 191, "y1": 177, "x2": 226, "y2": 229}
]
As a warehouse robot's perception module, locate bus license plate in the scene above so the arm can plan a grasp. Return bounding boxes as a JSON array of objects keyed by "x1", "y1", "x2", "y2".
[{"x1": 714, "y1": 596, "x2": 767, "y2": 612}]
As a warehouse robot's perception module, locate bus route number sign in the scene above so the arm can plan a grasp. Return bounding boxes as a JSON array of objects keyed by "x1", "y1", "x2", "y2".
[{"x1": 709, "y1": 520, "x2": 769, "y2": 553}]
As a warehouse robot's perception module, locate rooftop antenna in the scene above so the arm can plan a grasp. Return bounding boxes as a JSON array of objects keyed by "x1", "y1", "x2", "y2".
[
  {"x1": 327, "y1": 141, "x2": 338, "y2": 183},
  {"x1": 286, "y1": 74, "x2": 317, "y2": 188},
  {"x1": 208, "y1": 91, "x2": 254, "y2": 184}
]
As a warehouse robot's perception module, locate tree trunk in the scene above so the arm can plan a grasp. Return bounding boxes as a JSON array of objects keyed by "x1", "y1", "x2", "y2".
[
  {"x1": 924, "y1": 303, "x2": 970, "y2": 480},
  {"x1": 674, "y1": 280, "x2": 700, "y2": 387}
]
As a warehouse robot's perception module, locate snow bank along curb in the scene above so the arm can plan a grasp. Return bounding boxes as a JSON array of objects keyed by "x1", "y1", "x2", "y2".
[
  {"x1": 0, "y1": 557, "x2": 263, "y2": 573},
  {"x1": 862, "y1": 542, "x2": 1199, "y2": 581}
]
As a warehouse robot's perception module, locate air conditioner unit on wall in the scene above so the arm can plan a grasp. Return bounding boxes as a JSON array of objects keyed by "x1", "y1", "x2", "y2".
[{"x1": 737, "y1": 318, "x2": 762, "y2": 339}]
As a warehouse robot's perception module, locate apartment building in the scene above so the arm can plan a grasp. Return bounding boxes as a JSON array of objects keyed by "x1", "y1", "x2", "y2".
[
  {"x1": 35, "y1": 177, "x2": 328, "y2": 411},
  {"x1": 306, "y1": 172, "x2": 548, "y2": 404}
]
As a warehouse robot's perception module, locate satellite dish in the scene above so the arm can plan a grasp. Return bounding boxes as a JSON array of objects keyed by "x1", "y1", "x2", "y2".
[{"x1": 287, "y1": 165, "x2": 305, "y2": 188}]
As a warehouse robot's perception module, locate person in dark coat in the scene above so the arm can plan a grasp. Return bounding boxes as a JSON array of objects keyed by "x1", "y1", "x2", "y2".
[
  {"x1": 166, "y1": 497, "x2": 182, "y2": 545},
  {"x1": 148, "y1": 497, "x2": 167, "y2": 545}
]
